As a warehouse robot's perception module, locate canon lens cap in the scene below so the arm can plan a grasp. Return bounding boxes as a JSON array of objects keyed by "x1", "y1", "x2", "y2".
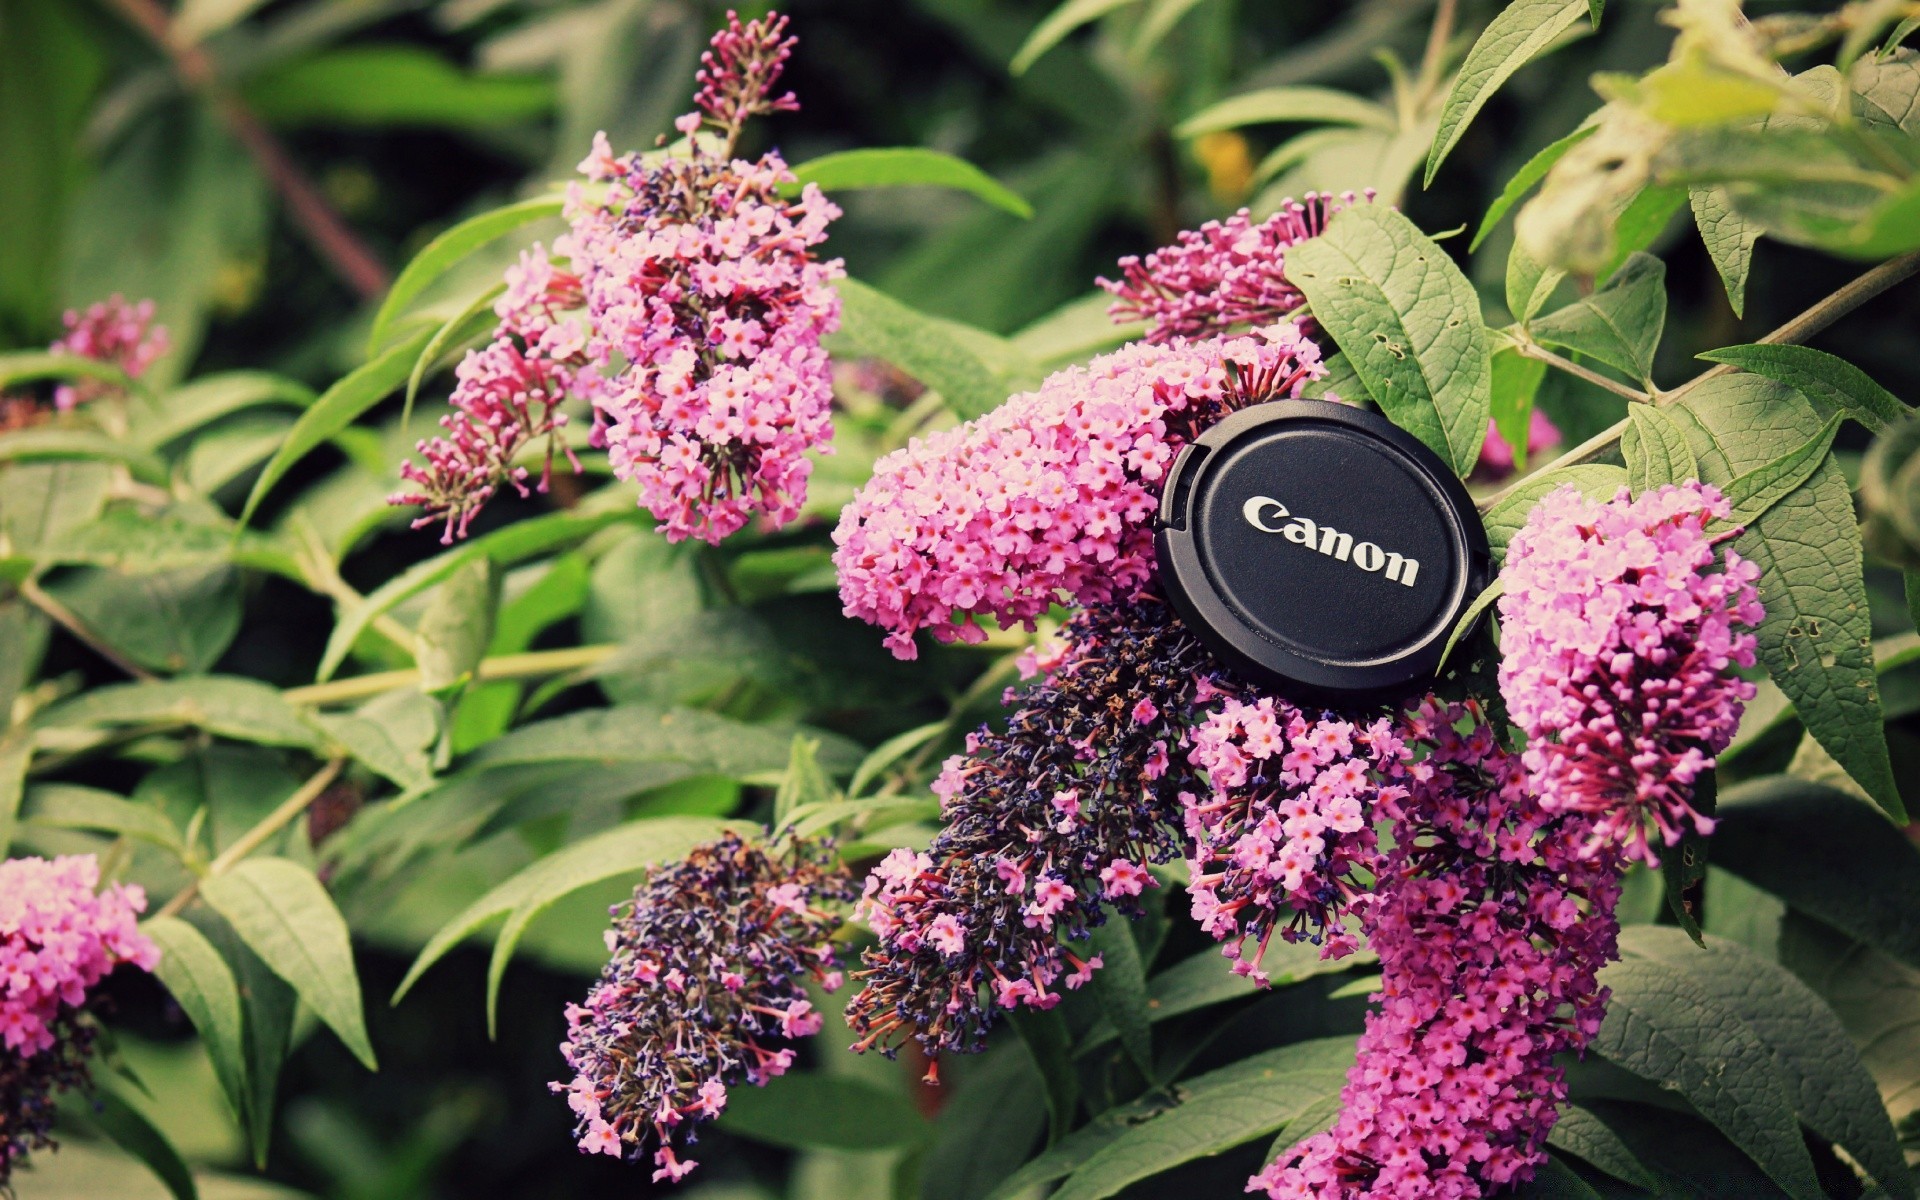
[{"x1": 1155, "y1": 399, "x2": 1490, "y2": 705}]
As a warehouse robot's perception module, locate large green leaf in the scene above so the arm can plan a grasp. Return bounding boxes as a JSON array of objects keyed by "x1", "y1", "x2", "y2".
[
  {"x1": 720, "y1": 1071, "x2": 929, "y2": 1151},
  {"x1": 245, "y1": 46, "x2": 555, "y2": 131},
  {"x1": 834, "y1": 278, "x2": 1027, "y2": 420},
  {"x1": 41, "y1": 561, "x2": 242, "y2": 675},
  {"x1": 1176, "y1": 86, "x2": 1395, "y2": 137},
  {"x1": 1696, "y1": 344, "x2": 1910, "y2": 435},
  {"x1": 24, "y1": 784, "x2": 182, "y2": 852},
  {"x1": 1427, "y1": 0, "x2": 1599, "y2": 185},
  {"x1": 1779, "y1": 913, "x2": 1920, "y2": 1138},
  {"x1": 1691, "y1": 187, "x2": 1762, "y2": 318},
  {"x1": 1546, "y1": 1104, "x2": 1659, "y2": 1191},
  {"x1": 238, "y1": 325, "x2": 433, "y2": 530},
  {"x1": 1673, "y1": 376, "x2": 1902, "y2": 818},
  {"x1": 1049, "y1": 1037, "x2": 1356, "y2": 1200},
  {"x1": 1530, "y1": 252, "x2": 1666, "y2": 386},
  {"x1": 39, "y1": 676, "x2": 324, "y2": 750},
  {"x1": 1713, "y1": 775, "x2": 1920, "y2": 970},
  {"x1": 144, "y1": 914, "x2": 250, "y2": 1130},
  {"x1": 1590, "y1": 957, "x2": 1822, "y2": 1198},
  {"x1": 191, "y1": 909, "x2": 296, "y2": 1167},
  {"x1": 1086, "y1": 917, "x2": 1153, "y2": 1076},
  {"x1": 200, "y1": 856, "x2": 377, "y2": 1071},
  {"x1": 368, "y1": 195, "x2": 564, "y2": 353},
  {"x1": 1286, "y1": 206, "x2": 1492, "y2": 475},
  {"x1": 920, "y1": 1042, "x2": 1049, "y2": 1200},
  {"x1": 789, "y1": 148, "x2": 1032, "y2": 218},
  {"x1": 1621, "y1": 927, "x2": 1913, "y2": 1196},
  {"x1": 1011, "y1": 1007, "x2": 1080, "y2": 1146},
  {"x1": 1622, "y1": 403, "x2": 1699, "y2": 493},
  {"x1": 1721, "y1": 413, "x2": 1841, "y2": 528},
  {"x1": 133, "y1": 371, "x2": 315, "y2": 450},
  {"x1": 86, "y1": 1086, "x2": 198, "y2": 1200}
]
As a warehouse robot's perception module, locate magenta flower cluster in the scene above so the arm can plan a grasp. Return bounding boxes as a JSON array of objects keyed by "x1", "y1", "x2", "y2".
[
  {"x1": 1498, "y1": 482, "x2": 1762, "y2": 864},
  {"x1": 47, "y1": 294, "x2": 169, "y2": 411},
  {"x1": 1183, "y1": 691, "x2": 1409, "y2": 977},
  {"x1": 1255, "y1": 701, "x2": 1624, "y2": 1200},
  {"x1": 1, "y1": 855, "x2": 159, "y2": 1184},
  {"x1": 392, "y1": 246, "x2": 594, "y2": 542},
  {"x1": 833, "y1": 325, "x2": 1325, "y2": 659},
  {"x1": 1097, "y1": 194, "x2": 1361, "y2": 342},
  {"x1": 554, "y1": 833, "x2": 853, "y2": 1182},
  {"x1": 563, "y1": 10, "x2": 843, "y2": 545}
]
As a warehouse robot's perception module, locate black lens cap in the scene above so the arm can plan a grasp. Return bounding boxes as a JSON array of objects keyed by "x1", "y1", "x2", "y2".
[{"x1": 1155, "y1": 399, "x2": 1490, "y2": 705}]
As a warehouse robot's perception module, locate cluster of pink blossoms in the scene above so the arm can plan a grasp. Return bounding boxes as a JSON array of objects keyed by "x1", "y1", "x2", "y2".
[
  {"x1": 563, "y1": 11, "x2": 843, "y2": 544},
  {"x1": 1097, "y1": 194, "x2": 1363, "y2": 341},
  {"x1": 1255, "y1": 701, "x2": 1624, "y2": 1200},
  {"x1": 392, "y1": 245, "x2": 595, "y2": 542},
  {"x1": 1183, "y1": 691, "x2": 1409, "y2": 978},
  {"x1": 47, "y1": 295, "x2": 169, "y2": 411},
  {"x1": 833, "y1": 325, "x2": 1325, "y2": 659},
  {"x1": 1498, "y1": 483, "x2": 1762, "y2": 864},
  {"x1": 1473, "y1": 409, "x2": 1561, "y2": 479},
  {"x1": 555, "y1": 833, "x2": 853, "y2": 1182},
  {"x1": 1, "y1": 855, "x2": 159, "y2": 1185}
]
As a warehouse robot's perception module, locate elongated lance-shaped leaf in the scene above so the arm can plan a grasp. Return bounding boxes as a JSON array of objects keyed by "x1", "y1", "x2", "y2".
[
  {"x1": 1286, "y1": 206, "x2": 1492, "y2": 475},
  {"x1": 88, "y1": 1086, "x2": 199, "y2": 1200},
  {"x1": 787, "y1": 147, "x2": 1032, "y2": 218},
  {"x1": 1530, "y1": 252, "x2": 1667, "y2": 385},
  {"x1": 1427, "y1": 0, "x2": 1600, "y2": 186},
  {"x1": 201, "y1": 857, "x2": 378, "y2": 1071},
  {"x1": 1085, "y1": 916, "x2": 1152, "y2": 1076},
  {"x1": 1010, "y1": 0, "x2": 1139, "y2": 75},
  {"x1": 367, "y1": 194, "x2": 564, "y2": 353},
  {"x1": 144, "y1": 915, "x2": 249, "y2": 1127},
  {"x1": 1176, "y1": 86, "x2": 1395, "y2": 137},
  {"x1": 1489, "y1": 346, "x2": 1546, "y2": 471},
  {"x1": 834, "y1": 277, "x2": 1030, "y2": 420},
  {"x1": 1698, "y1": 343, "x2": 1910, "y2": 434},
  {"x1": 1010, "y1": 1007, "x2": 1080, "y2": 1146},
  {"x1": 39, "y1": 676, "x2": 325, "y2": 750},
  {"x1": 1623, "y1": 404, "x2": 1699, "y2": 494},
  {"x1": 133, "y1": 371, "x2": 315, "y2": 451},
  {"x1": 1473, "y1": 125, "x2": 1597, "y2": 251},
  {"x1": 1692, "y1": 187, "x2": 1762, "y2": 317},
  {"x1": 1722, "y1": 412, "x2": 1842, "y2": 528},
  {"x1": 1547, "y1": 1104, "x2": 1659, "y2": 1191},
  {"x1": 719, "y1": 1072, "x2": 930, "y2": 1151}
]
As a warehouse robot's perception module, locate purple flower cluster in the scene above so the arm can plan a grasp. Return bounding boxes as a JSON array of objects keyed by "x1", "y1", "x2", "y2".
[
  {"x1": 845, "y1": 595, "x2": 1212, "y2": 1062},
  {"x1": 1498, "y1": 483, "x2": 1762, "y2": 864},
  {"x1": 1183, "y1": 690, "x2": 1410, "y2": 978},
  {"x1": 563, "y1": 10, "x2": 843, "y2": 544},
  {"x1": 1255, "y1": 701, "x2": 1623, "y2": 1200},
  {"x1": 1097, "y1": 195, "x2": 1362, "y2": 342},
  {"x1": 46, "y1": 295, "x2": 169, "y2": 411},
  {"x1": 554, "y1": 833, "x2": 853, "y2": 1182},
  {"x1": 1, "y1": 855, "x2": 159, "y2": 1185},
  {"x1": 833, "y1": 325, "x2": 1325, "y2": 659},
  {"x1": 391, "y1": 246, "x2": 593, "y2": 542}
]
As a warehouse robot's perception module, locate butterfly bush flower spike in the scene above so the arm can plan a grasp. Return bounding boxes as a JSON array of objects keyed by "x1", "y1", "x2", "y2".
[
  {"x1": 833, "y1": 326, "x2": 1324, "y2": 658},
  {"x1": 47, "y1": 295, "x2": 169, "y2": 410},
  {"x1": 564, "y1": 10, "x2": 843, "y2": 544},
  {"x1": 1498, "y1": 482, "x2": 1762, "y2": 865},
  {"x1": 1, "y1": 855, "x2": 159, "y2": 1185},
  {"x1": 554, "y1": 833, "x2": 853, "y2": 1181}
]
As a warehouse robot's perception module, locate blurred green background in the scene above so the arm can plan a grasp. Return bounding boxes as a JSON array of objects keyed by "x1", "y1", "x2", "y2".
[{"x1": 7, "y1": 0, "x2": 1920, "y2": 1196}]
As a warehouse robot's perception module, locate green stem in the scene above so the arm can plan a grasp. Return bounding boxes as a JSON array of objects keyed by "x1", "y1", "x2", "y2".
[
  {"x1": 1511, "y1": 339, "x2": 1652, "y2": 404},
  {"x1": 20, "y1": 577, "x2": 156, "y2": 682},
  {"x1": 283, "y1": 643, "x2": 623, "y2": 708},
  {"x1": 156, "y1": 756, "x2": 346, "y2": 918}
]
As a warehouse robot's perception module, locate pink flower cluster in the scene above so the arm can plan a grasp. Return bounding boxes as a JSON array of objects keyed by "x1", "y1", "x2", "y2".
[
  {"x1": 1183, "y1": 690, "x2": 1409, "y2": 978},
  {"x1": 0, "y1": 854, "x2": 157, "y2": 1056},
  {"x1": 392, "y1": 245, "x2": 593, "y2": 542},
  {"x1": 47, "y1": 295, "x2": 169, "y2": 410},
  {"x1": 833, "y1": 325, "x2": 1325, "y2": 659},
  {"x1": 1473, "y1": 409, "x2": 1561, "y2": 478},
  {"x1": 1498, "y1": 483, "x2": 1762, "y2": 864},
  {"x1": 1255, "y1": 701, "x2": 1623, "y2": 1200},
  {"x1": 563, "y1": 10, "x2": 843, "y2": 544},
  {"x1": 1098, "y1": 194, "x2": 1362, "y2": 342}
]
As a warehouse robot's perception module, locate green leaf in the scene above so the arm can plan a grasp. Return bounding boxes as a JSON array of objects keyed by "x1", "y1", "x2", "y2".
[
  {"x1": 1427, "y1": 0, "x2": 1597, "y2": 186},
  {"x1": 1472, "y1": 127, "x2": 1597, "y2": 251},
  {"x1": 132, "y1": 371, "x2": 315, "y2": 451},
  {"x1": 1010, "y1": 1007, "x2": 1080, "y2": 1145},
  {"x1": 1489, "y1": 347, "x2": 1547, "y2": 471},
  {"x1": 1590, "y1": 957, "x2": 1823, "y2": 1198},
  {"x1": 1482, "y1": 464, "x2": 1628, "y2": 560},
  {"x1": 244, "y1": 46, "x2": 554, "y2": 131},
  {"x1": 0, "y1": 730, "x2": 30, "y2": 857},
  {"x1": 1721, "y1": 412, "x2": 1841, "y2": 528},
  {"x1": 788, "y1": 148, "x2": 1032, "y2": 218},
  {"x1": 1691, "y1": 187, "x2": 1762, "y2": 317},
  {"x1": 1660, "y1": 768, "x2": 1713, "y2": 943},
  {"x1": 1086, "y1": 917, "x2": 1153, "y2": 1076},
  {"x1": 1778, "y1": 912, "x2": 1920, "y2": 1141},
  {"x1": 0, "y1": 428, "x2": 163, "y2": 473},
  {"x1": 191, "y1": 910, "x2": 295, "y2": 1168},
  {"x1": 720, "y1": 1071, "x2": 929, "y2": 1150},
  {"x1": 1697, "y1": 344, "x2": 1909, "y2": 435},
  {"x1": 39, "y1": 676, "x2": 324, "y2": 750},
  {"x1": 415, "y1": 557, "x2": 498, "y2": 696},
  {"x1": 468, "y1": 703, "x2": 858, "y2": 776},
  {"x1": 1010, "y1": 0, "x2": 1140, "y2": 74},
  {"x1": 1622, "y1": 926, "x2": 1915, "y2": 1197},
  {"x1": 200, "y1": 856, "x2": 378, "y2": 1071},
  {"x1": 368, "y1": 196, "x2": 564, "y2": 353},
  {"x1": 87, "y1": 1086, "x2": 199, "y2": 1200},
  {"x1": 1175, "y1": 86, "x2": 1395, "y2": 137},
  {"x1": 1547, "y1": 1104, "x2": 1660, "y2": 1191},
  {"x1": 1673, "y1": 376, "x2": 1903, "y2": 818},
  {"x1": 1515, "y1": 1156, "x2": 1604, "y2": 1200},
  {"x1": 772, "y1": 736, "x2": 834, "y2": 833},
  {"x1": 1623, "y1": 403, "x2": 1700, "y2": 494},
  {"x1": 23, "y1": 784, "x2": 182, "y2": 851},
  {"x1": 1506, "y1": 237, "x2": 1565, "y2": 324},
  {"x1": 834, "y1": 278, "x2": 1027, "y2": 421},
  {"x1": 1439, "y1": 579, "x2": 1503, "y2": 673},
  {"x1": 1, "y1": 460, "x2": 111, "y2": 555},
  {"x1": 1713, "y1": 775, "x2": 1920, "y2": 971},
  {"x1": 144, "y1": 914, "x2": 250, "y2": 1129},
  {"x1": 316, "y1": 506, "x2": 630, "y2": 682},
  {"x1": 391, "y1": 814, "x2": 737, "y2": 1007},
  {"x1": 1050, "y1": 1037, "x2": 1356, "y2": 1200},
  {"x1": 1077, "y1": 941, "x2": 1373, "y2": 1055},
  {"x1": 1300, "y1": 349, "x2": 1364, "y2": 403},
  {"x1": 401, "y1": 282, "x2": 505, "y2": 428},
  {"x1": 847, "y1": 721, "x2": 944, "y2": 798},
  {"x1": 1530, "y1": 252, "x2": 1666, "y2": 385},
  {"x1": 1286, "y1": 206, "x2": 1492, "y2": 475},
  {"x1": 238, "y1": 325, "x2": 433, "y2": 530},
  {"x1": 920, "y1": 1042, "x2": 1048, "y2": 1200},
  {"x1": 0, "y1": 351, "x2": 131, "y2": 394},
  {"x1": 41, "y1": 561, "x2": 242, "y2": 675}
]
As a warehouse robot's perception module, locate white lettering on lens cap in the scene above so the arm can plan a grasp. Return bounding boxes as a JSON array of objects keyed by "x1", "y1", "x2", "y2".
[{"x1": 1241, "y1": 494, "x2": 1420, "y2": 587}]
